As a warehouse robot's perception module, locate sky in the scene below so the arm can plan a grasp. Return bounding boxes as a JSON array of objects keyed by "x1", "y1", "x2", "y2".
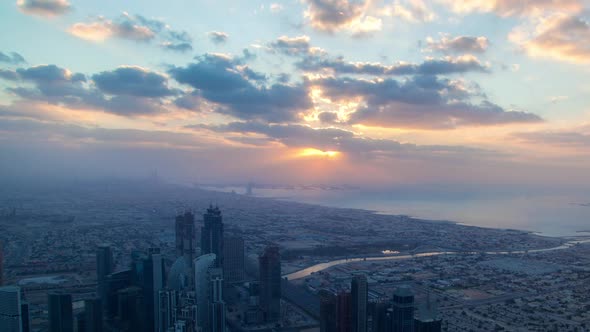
[{"x1": 0, "y1": 0, "x2": 589, "y2": 190}]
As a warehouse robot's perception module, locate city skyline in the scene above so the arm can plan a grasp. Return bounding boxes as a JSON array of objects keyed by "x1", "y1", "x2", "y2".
[{"x1": 0, "y1": 0, "x2": 589, "y2": 191}]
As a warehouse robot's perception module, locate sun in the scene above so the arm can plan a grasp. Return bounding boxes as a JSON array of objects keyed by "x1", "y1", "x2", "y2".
[{"x1": 298, "y1": 148, "x2": 341, "y2": 158}]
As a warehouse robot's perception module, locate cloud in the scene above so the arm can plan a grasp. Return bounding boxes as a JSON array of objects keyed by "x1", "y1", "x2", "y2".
[
  {"x1": 513, "y1": 126, "x2": 590, "y2": 148},
  {"x1": 196, "y1": 121, "x2": 490, "y2": 158},
  {"x1": 270, "y1": 3, "x2": 284, "y2": 13},
  {"x1": 382, "y1": 0, "x2": 436, "y2": 23},
  {"x1": 302, "y1": 0, "x2": 382, "y2": 36},
  {"x1": 298, "y1": 54, "x2": 490, "y2": 76},
  {"x1": 425, "y1": 35, "x2": 490, "y2": 54},
  {"x1": 268, "y1": 35, "x2": 313, "y2": 56},
  {"x1": 0, "y1": 64, "x2": 172, "y2": 116},
  {"x1": 92, "y1": 66, "x2": 176, "y2": 97},
  {"x1": 0, "y1": 51, "x2": 26, "y2": 65},
  {"x1": 437, "y1": 0, "x2": 583, "y2": 17},
  {"x1": 313, "y1": 76, "x2": 542, "y2": 129},
  {"x1": 16, "y1": 0, "x2": 71, "y2": 17},
  {"x1": 208, "y1": 31, "x2": 229, "y2": 44},
  {"x1": 169, "y1": 54, "x2": 313, "y2": 122},
  {"x1": 509, "y1": 13, "x2": 590, "y2": 63},
  {"x1": 68, "y1": 13, "x2": 193, "y2": 52}
]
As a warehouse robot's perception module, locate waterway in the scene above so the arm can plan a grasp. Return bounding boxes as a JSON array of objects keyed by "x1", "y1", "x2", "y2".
[{"x1": 284, "y1": 238, "x2": 590, "y2": 280}]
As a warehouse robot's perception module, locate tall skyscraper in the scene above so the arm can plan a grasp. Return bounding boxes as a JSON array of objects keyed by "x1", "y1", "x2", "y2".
[
  {"x1": 258, "y1": 245, "x2": 281, "y2": 323},
  {"x1": 96, "y1": 245, "x2": 113, "y2": 309},
  {"x1": 132, "y1": 248, "x2": 165, "y2": 332},
  {"x1": 370, "y1": 300, "x2": 392, "y2": 332},
  {"x1": 104, "y1": 270, "x2": 132, "y2": 318},
  {"x1": 82, "y1": 297, "x2": 103, "y2": 332},
  {"x1": 0, "y1": 286, "x2": 22, "y2": 332},
  {"x1": 351, "y1": 274, "x2": 368, "y2": 332},
  {"x1": 201, "y1": 206, "x2": 224, "y2": 268},
  {"x1": 194, "y1": 253, "x2": 216, "y2": 330},
  {"x1": 414, "y1": 293, "x2": 441, "y2": 332},
  {"x1": 157, "y1": 290, "x2": 177, "y2": 332},
  {"x1": 21, "y1": 302, "x2": 30, "y2": 332},
  {"x1": 116, "y1": 286, "x2": 144, "y2": 330},
  {"x1": 337, "y1": 291, "x2": 352, "y2": 332},
  {"x1": 319, "y1": 290, "x2": 338, "y2": 332},
  {"x1": 391, "y1": 286, "x2": 414, "y2": 332},
  {"x1": 176, "y1": 212, "x2": 196, "y2": 264},
  {"x1": 48, "y1": 292, "x2": 74, "y2": 332},
  {"x1": 223, "y1": 236, "x2": 244, "y2": 284},
  {"x1": 208, "y1": 268, "x2": 226, "y2": 332},
  {"x1": 0, "y1": 241, "x2": 4, "y2": 287}
]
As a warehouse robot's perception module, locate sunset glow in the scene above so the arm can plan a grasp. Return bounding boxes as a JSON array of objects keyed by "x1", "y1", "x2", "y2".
[{"x1": 298, "y1": 148, "x2": 341, "y2": 158}]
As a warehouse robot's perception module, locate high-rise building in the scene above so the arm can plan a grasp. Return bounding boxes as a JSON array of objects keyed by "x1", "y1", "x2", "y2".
[
  {"x1": 48, "y1": 292, "x2": 74, "y2": 332},
  {"x1": 351, "y1": 274, "x2": 368, "y2": 332},
  {"x1": 223, "y1": 236, "x2": 244, "y2": 284},
  {"x1": 319, "y1": 290, "x2": 338, "y2": 332},
  {"x1": 116, "y1": 286, "x2": 144, "y2": 330},
  {"x1": 96, "y1": 245, "x2": 113, "y2": 309},
  {"x1": 0, "y1": 286, "x2": 22, "y2": 332},
  {"x1": 157, "y1": 289, "x2": 179, "y2": 332},
  {"x1": 201, "y1": 206, "x2": 224, "y2": 268},
  {"x1": 258, "y1": 245, "x2": 281, "y2": 323},
  {"x1": 414, "y1": 293, "x2": 441, "y2": 332},
  {"x1": 21, "y1": 301, "x2": 30, "y2": 332},
  {"x1": 337, "y1": 291, "x2": 352, "y2": 332},
  {"x1": 370, "y1": 300, "x2": 391, "y2": 332},
  {"x1": 391, "y1": 286, "x2": 414, "y2": 332},
  {"x1": 176, "y1": 212, "x2": 196, "y2": 264},
  {"x1": 104, "y1": 270, "x2": 132, "y2": 318},
  {"x1": 0, "y1": 241, "x2": 4, "y2": 287},
  {"x1": 132, "y1": 248, "x2": 165, "y2": 332},
  {"x1": 194, "y1": 253, "x2": 216, "y2": 330},
  {"x1": 208, "y1": 268, "x2": 226, "y2": 332},
  {"x1": 82, "y1": 297, "x2": 103, "y2": 332}
]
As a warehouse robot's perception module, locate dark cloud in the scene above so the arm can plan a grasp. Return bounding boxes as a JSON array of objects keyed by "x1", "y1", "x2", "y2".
[
  {"x1": 16, "y1": 0, "x2": 71, "y2": 17},
  {"x1": 318, "y1": 111, "x2": 339, "y2": 123},
  {"x1": 161, "y1": 42, "x2": 193, "y2": 52},
  {"x1": 313, "y1": 76, "x2": 542, "y2": 129},
  {"x1": 268, "y1": 36, "x2": 312, "y2": 56},
  {"x1": 0, "y1": 64, "x2": 170, "y2": 116},
  {"x1": 169, "y1": 54, "x2": 312, "y2": 122},
  {"x1": 92, "y1": 66, "x2": 176, "y2": 97},
  {"x1": 208, "y1": 31, "x2": 229, "y2": 44},
  {"x1": 425, "y1": 35, "x2": 490, "y2": 54},
  {"x1": 0, "y1": 51, "x2": 26, "y2": 65},
  {"x1": 298, "y1": 54, "x2": 490, "y2": 76}
]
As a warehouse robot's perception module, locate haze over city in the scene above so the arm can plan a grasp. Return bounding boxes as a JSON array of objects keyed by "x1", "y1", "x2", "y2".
[{"x1": 1, "y1": 1, "x2": 590, "y2": 332}]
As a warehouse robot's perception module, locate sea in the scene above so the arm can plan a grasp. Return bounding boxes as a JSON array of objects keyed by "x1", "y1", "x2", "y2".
[{"x1": 203, "y1": 185, "x2": 590, "y2": 237}]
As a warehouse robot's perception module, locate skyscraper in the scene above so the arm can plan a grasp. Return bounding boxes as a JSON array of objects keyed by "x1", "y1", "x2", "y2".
[
  {"x1": 194, "y1": 253, "x2": 216, "y2": 330},
  {"x1": 96, "y1": 245, "x2": 113, "y2": 309},
  {"x1": 391, "y1": 286, "x2": 414, "y2": 332},
  {"x1": 0, "y1": 241, "x2": 4, "y2": 287},
  {"x1": 176, "y1": 212, "x2": 196, "y2": 264},
  {"x1": 337, "y1": 291, "x2": 352, "y2": 332},
  {"x1": 414, "y1": 293, "x2": 441, "y2": 332},
  {"x1": 223, "y1": 236, "x2": 244, "y2": 284},
  {"x1": 351, "y1": 274, "x2": 368, "y2": 332},
  {"x1": 131, "y1": 248, "x2": 165, "y2": 332},
  {"x1": 0, "y1": 286, "x2": 22, "y2": 332},
  {"x1": 319, "y1": 290, "x2": 338, "y2": 332},
  {"x1": 371, "y1": 300, "x2": 392, "y2": 332},
  {"x1": 48, "y1": 292, "x2": 74, "y2": 332},
  {"x1": 82, "y1": 297, "x2": 103, "y2": 332},
  {"x1": 157, "y1": 289, "x2": 179, "y2": 332},
  {"x1": 201, "y1": 206, "x2": 224, "y2": 268},
  {"x1": 258, "y1": 245, "x2": 281, "y2": 323},
  {"x1": 208, "y1": 268, "x2": 226, "y2": 332},
  {"x1": 21, "y1": 302, "x2": 30, "y2": 332}
]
